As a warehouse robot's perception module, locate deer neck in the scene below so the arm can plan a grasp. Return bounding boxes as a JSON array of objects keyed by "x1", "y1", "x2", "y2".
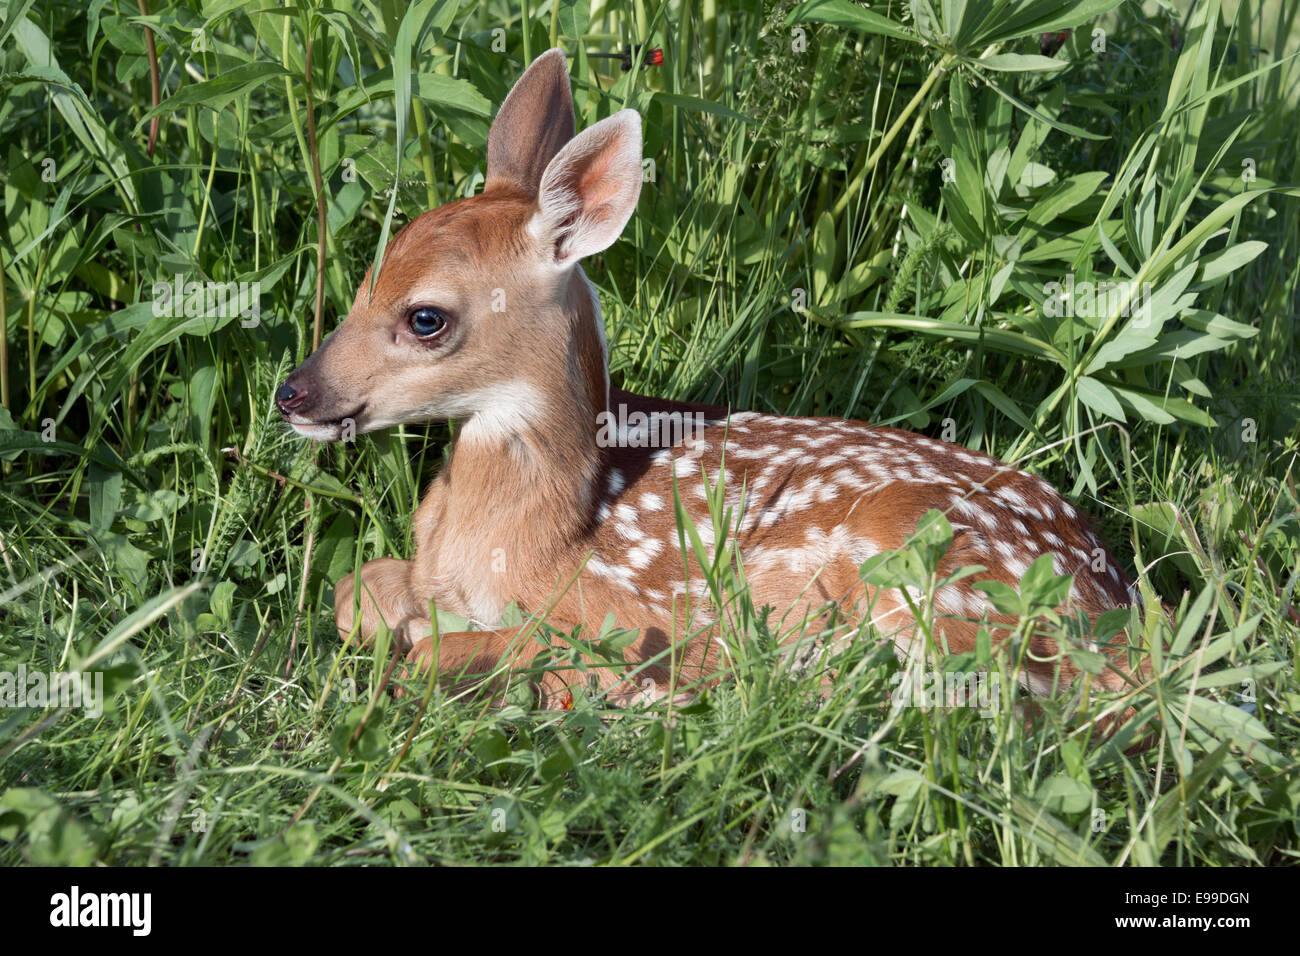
[{"x1": 436, "y1": 267, "x2": 609, "y2": 571}]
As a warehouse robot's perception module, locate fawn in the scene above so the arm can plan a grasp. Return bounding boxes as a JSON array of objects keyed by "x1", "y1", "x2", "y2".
[{"x1": 277, "y1": 49, "x2": 1151, "y2": 732}]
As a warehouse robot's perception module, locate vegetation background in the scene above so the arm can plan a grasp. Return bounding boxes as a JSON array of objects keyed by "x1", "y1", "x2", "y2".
[{"x1": 1, "y1": 0, "x2": 1297, "y2": 865}]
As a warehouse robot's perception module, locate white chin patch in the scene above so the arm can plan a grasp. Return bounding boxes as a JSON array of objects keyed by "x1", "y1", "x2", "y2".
[
  {"x1": 287, "y1": 420, "x2": 344, "y2": 442},
  {"x1": 456, "y1": 381, "x2": 545, "y2": 443}
]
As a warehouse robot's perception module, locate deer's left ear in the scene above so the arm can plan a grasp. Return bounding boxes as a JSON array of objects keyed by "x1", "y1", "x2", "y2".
[
  {"x1": 530, "y1": 110, "x2": 643, "y2": 267},
  {"x1": 485, "y1": 48, "x2": 576, "y2": 197}
]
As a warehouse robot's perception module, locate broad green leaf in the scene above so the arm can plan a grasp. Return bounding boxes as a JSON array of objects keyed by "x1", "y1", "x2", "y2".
[
  {"x1": 1035, "y1": 773, "x2": 1092, "y2": 814},
  {"x1": 970, "y1": 0, "x2": 1126, "y2": 45},
  {"x1": 1192, "y1": 662, "x2": 1288, "y2": 690},
  {"x1": 1076, "y1": 376, "x2": 1126, "y2": 422},
  {"x1": 973, "y1": 381, "x2": 1035, "y2": 432},
  {"x1": 985, "y1": 77, "x2": 1108, "y2": 141},
  {"x1": 839, "y1": 313, "x2": 1066, "y2": 364},
  {"x1": 974, "y1": 53, "x2": 1070, "y2": 72},
  {"x1": 0, "y1": 788, "x2": 97, "y2": 865},
  {"x1": 786, "y1": 0, "x2": 916, "y2": 42},
  {"x1": 1108, "y1": 384, "x2": 1214, "y2": 427},
  {"x1": 1018, "y1": 553, "x2": 1072, "y2": 608},
  {"x1": 330, "y1": 69, "x2": 491, "y2": 124},
  {"x1": 138, "y1": 62, "x2": 290, "y2": 120},
  {"x1": 811, "y1": 210, "x2": 836, "y2": 304},
  {"x1": 1025, "y1": 172, "x2": 1109, "y2": 226},
  {"x1": 1155, "y1": 188, "x2": 1285, "y2": 277},
  {"x1": 1008, "y1": 794, "x2": 1107, "y2": 865},
  {"x1": 1182, "y1": 309, "x2": 1258, "y2": 340},
  {"x1": 1199, "y1": 240, "x2": 1268, "y2": 284}
]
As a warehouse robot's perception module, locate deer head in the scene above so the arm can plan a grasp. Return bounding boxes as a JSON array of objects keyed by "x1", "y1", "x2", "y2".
[{"x1": 275, "y1": 49, "x2": 642, "y2": 445}]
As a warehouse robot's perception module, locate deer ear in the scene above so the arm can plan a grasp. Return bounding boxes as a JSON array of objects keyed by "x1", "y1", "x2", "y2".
[
  {"x1": 530, "y1": 110, "x2": 643, "y2": 267},
  {"x1": 485, "y1": 48, "x2": 575, "y2": 197}
]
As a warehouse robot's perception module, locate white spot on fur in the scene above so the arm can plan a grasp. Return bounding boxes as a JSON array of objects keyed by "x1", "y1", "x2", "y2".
[
  {"x1": 587, "y1": 556, "x2": 637, "y2": 591},
  {"x1": 1005, "y1": 554, "x2": 1030, "y2": 579},
  {"x1": 615, "y1": 520, "x2": 644, "y2": 542},
  {"x1": 627, "y1": 538, "x2": 664, "y2": 568},
  {"x1": 997, "y1": 486, "x2": 1029, "y2": 510}
]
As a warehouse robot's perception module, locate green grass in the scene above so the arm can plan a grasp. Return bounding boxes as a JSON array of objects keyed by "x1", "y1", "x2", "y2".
[{"x1": 1, "y1": 0, "x2": 1297, "y2": 865}]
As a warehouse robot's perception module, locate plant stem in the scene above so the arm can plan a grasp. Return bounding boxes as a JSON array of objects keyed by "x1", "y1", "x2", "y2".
[
  {"x1": 833, "y1": 50, "x2": 958, "y2": 220},
  {"x1": 412, "y1": 99, "x2": 440, "y2": 211},
  {"x1": 521, "y1": 0, "x2": 531, "y2": 64},
  {"x1": 0, "y1": 241, "x2": 8, "y2": 410},
  {"x1": 303, "y1": 17, "x2": 328, "y2": 351},
  {"x1": 136, "y1": 0, "x2": 161, "y2": 156}
]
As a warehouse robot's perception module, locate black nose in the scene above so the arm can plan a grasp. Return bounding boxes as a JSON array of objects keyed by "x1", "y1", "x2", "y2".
[{"x1": 276, "y1": 381, "x2": 306, "y2": 413}]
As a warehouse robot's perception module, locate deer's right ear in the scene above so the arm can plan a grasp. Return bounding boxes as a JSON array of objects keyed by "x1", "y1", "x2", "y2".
[
  {"x1": 485, "y1": 48, "x2": 576, "y2": 197},
  {"x1": 530, "y1": 110, "x2": 643, "y2": 268}
]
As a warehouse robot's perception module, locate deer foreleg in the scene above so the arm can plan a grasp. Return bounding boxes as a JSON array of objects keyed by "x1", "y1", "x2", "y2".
[{"x1": 335, "y1": 558, "x2": 425, "y2": 650}]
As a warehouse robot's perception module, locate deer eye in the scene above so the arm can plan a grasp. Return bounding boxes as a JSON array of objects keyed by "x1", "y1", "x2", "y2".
[{"x1": 408, "y1": 307, "x2": 448, "y2": 337}]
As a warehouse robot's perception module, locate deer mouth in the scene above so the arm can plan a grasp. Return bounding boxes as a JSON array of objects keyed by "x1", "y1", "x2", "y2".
[{"x1": 283, "y1": 404, "x2": 367, "y2": 442}]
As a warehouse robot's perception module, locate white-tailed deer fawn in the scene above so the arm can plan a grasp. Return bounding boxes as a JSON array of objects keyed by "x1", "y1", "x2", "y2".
[{"x1": 277, "y1": 49, "x2": 1150, "y2": 734}]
